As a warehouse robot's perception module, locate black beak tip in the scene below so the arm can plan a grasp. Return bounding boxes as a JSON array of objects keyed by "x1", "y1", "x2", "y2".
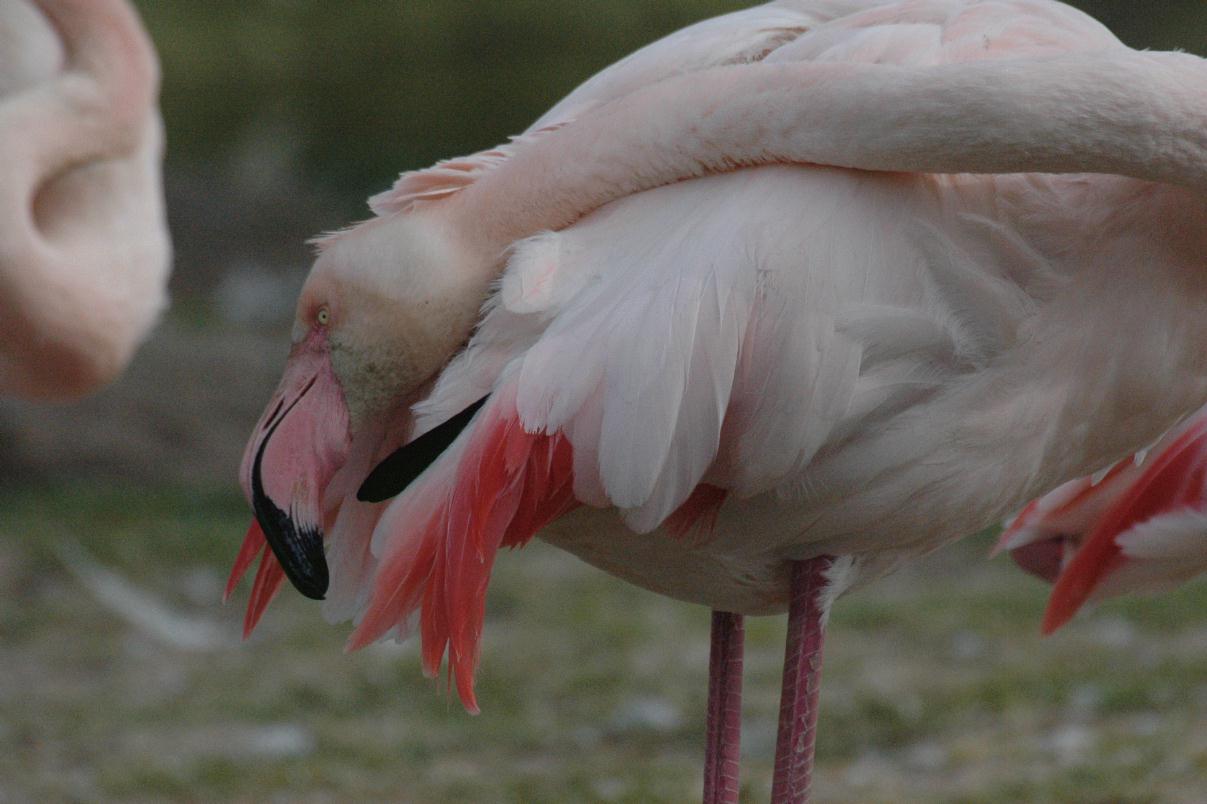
[
  {"x1": 289, "y1": 537, "x2": 330, "y2": 601},
  {"x1": 294, "y1": 574, "x2": 329, "y2": 601},
  {"x1": 257, "y1": 512, "x2": 330, "y2": 601},
  {"x1": 265, "y1": 514, "x2": 330, "y2": 601},
  {"x1": 250, "y1": 470, "x2": 330, "y2": 600}
]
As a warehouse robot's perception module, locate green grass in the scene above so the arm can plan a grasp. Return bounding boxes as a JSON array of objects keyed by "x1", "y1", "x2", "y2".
[{"x1": 2, "y1": 484, "x2": 1206, "y2": 801}]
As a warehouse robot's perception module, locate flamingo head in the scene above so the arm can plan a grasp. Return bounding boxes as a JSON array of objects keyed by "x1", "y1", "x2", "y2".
[{"x1": 240, "y1": 210, "x2": 488, "y2": 599}]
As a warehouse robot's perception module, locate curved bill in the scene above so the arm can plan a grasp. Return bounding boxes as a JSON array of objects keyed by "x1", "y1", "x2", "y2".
[{"x1": 240, "y1": 336, "x2": 350, "y2": 600}]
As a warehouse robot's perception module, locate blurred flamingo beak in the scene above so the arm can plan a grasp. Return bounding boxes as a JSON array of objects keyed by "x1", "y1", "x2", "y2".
[
  {"x1": 240, "y1": 333, "x2": 351, "y2": 599},
  {"x1": 1008, "y1": 537, "x2": 1070, "y2": 583}
]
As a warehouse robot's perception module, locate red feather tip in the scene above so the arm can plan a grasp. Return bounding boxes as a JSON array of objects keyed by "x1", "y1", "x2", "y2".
[
  {"x1": 347, "y1": 392, "x2": 577, "y2": 713},
  {"x1": 1043, "y1": 420, "x2": 1207, "y2": 633},
  {"x1": 225, "y1": 519, "x2": 267, "y2": 603}
]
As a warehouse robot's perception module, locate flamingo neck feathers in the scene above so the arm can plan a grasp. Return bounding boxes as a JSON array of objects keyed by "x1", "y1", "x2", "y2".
[
  {"x1": 367, "y1": 123, "x2": 571, "y2": 217},
  {"x1": 441, "y1": 51, "x2": 1206, "y2": 258}
]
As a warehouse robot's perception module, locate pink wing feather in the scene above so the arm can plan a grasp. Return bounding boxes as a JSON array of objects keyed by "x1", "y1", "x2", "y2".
[
  {"x1": 1002, "y1": 409, "x2": 1207, "y2": 633},
  {"x1": 224, "y1": 519, "x2": 288, "y2": 638},
  {"x1": 225, "y1": 519, "x2": 267, "y2": 604},
  {"x1": 344, "y1": 382, "x2": 737, "y2": 712},
  {"x1": 997, "y1": 457, "x2": 1142, "y2": 581},
  {"x1": 346, "y1": 386, "x2": 577, "y2": 713},
  {"x1": 1042, "y1": 417, "x2": 1207, "y2": 633}
]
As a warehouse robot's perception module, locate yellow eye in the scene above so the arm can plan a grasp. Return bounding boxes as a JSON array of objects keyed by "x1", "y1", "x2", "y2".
[{"x1": 316, "y1": 307, "x2": 330, "y2": 327}]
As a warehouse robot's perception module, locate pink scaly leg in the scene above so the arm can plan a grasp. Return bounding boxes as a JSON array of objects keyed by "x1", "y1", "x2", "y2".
[
  {"x1": 703, "y1": 610, "x2": 744, "y2": 804},
  {"x1": 770, "y1": 556, "x2": 834, "y2": 803}
]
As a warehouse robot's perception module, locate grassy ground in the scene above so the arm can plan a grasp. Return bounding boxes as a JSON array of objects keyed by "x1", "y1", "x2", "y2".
[{"x1": 2, "y1": 484, "x2": 1206, "y2": 802}]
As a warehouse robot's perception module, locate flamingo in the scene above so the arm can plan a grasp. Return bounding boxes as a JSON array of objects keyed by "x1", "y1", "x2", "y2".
[
  {"x1": 0, "y1": 0, "x2": 169, "y2": 399},
  {"x1": 1001, "y1": 404, "x2": 1207, "y2": 633},
  {"x1": 228, "y1": 1, "x2": 1207, "y2": 799}
]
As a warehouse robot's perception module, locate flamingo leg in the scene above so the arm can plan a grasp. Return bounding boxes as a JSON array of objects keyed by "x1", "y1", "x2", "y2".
[
  {"x1": 770, "y1": 556, "x2": 834, "y2": 803},
  {"x1": 703, "y1": 610, "x2": 745, "y2": 804}
]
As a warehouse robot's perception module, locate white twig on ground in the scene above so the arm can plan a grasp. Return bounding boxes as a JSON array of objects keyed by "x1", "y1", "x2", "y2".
[{"x1": 55, "y1": 541, "x2": 235, "y2": 651}]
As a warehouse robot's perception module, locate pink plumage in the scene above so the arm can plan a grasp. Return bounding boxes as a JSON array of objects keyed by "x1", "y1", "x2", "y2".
[
  {"x1": 228, "y1": 1, "x2": 1207, "y2": 796},
  {"x1": 1004, "y1": 409, "x2": 1207, "y2": 634},
  {"x1": 346, "y1": 388, "x2": 576, "y2": 712},
  {"x1": 224, "y1": 520, "x2": 267, "y2": 604},
  {"x1": 245, "y1": 551, "x2": 287, "y2": 640},
  {"x1": 225, "y1": 519, "x2": 288, "y2": 639}
]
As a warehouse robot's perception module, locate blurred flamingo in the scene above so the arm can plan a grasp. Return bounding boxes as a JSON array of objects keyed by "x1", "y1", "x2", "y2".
[
  {"x1": 228, "y1": 1, "x2": 1207, "y2": 799},
  {"x1": 0, "y1": 0, "x2": 169, "y2": 399},
  {"x1": 1001, "y1": 404, "x2": 1207, "y2": 633}
]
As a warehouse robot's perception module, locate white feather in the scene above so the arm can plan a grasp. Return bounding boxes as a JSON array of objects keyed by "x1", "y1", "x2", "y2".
[{"x1": 1117, "y1": 510, "x2": 1207, "y2": 563}]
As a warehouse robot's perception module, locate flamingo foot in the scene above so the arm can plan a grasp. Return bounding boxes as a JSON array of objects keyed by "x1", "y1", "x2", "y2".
[
  {"x1": 703, "y1": 610, "x2": 744, "y2": 804},
  {"x1": 770, "y1": 556, "x2": 834, "y2": 804}
]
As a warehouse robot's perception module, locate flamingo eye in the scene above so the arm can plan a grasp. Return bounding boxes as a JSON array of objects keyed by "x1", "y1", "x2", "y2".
[{"x1": 316, "y1": 307, "x2": 330, "y2": 327}]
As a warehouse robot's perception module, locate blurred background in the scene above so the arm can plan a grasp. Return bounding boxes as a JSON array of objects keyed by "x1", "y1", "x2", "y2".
[{"x1": 3, "y1": 1, "x2": 1206, "y2": 800}]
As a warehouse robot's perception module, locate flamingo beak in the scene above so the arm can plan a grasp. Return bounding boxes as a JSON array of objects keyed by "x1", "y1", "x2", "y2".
[
  {"x1": 1008, "y1": 536, "x2": 1072, "y2": 583},
  {"x1": 240, "y1": 336, "x2": 351, "y2": 599}
]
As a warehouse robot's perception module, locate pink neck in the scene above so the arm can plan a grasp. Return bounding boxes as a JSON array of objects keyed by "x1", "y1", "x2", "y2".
[{"x1": 449, "y1": 51, "x2": 1207, "y2": 259}]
